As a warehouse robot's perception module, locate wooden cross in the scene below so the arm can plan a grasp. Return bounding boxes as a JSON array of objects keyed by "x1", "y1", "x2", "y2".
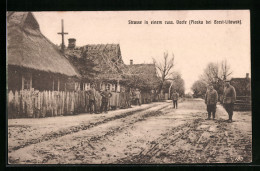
[{"x1": 57, "y1": 19, "x2": 68, "y2": 53}]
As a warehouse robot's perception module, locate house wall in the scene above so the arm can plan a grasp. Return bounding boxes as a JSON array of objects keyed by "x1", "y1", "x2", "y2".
[
  {"x1": 66, "y1": 77, "x2": 80, "y2": 91},
  {"x1": 8, "y1": 66, "x2": 74, "y2": 92},
  {"x1": 82, "y1": 81, "x2": 121, "y2": 92},
  {"x1": 32, "y1": 72, "x2": 53, "y2": 91},
  {"x1": 32, "y1": 72, "x2": 67, "y2": 91},
  {"x1": 8, "y1": 66, "x2": 22, "y2": 91},
  {"x1": 230, "y1": 78, "x2": 251, "y2": 96}
]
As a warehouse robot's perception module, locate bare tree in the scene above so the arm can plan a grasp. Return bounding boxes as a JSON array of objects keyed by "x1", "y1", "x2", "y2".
[
  {"x1": 200, "y1": 59, "x2": 233, "y2": 99},
  {"x1": 220, "y1": 59, "x2": 232, "y2": 81},
  {"x1": 201, "y1": 60, "x2": 232, "y2": 84},
  {"x1": 201, "y1": 62, "x2": 219, "y2": 84},
  {"x1": 153, "y1": 52, "x2": 175, "y2": 95}
]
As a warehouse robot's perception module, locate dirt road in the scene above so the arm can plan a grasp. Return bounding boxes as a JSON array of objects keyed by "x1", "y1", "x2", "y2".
[{"x1": 8, "y1": 98, "x2": 252, "y2": 164}]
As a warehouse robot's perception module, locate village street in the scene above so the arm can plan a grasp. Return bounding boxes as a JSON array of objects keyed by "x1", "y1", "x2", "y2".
[{"x1": 8, "y1": 98, "x2": 251, "y2": 164}]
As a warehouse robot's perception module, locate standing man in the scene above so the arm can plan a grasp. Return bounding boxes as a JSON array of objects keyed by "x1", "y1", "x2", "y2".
[
  {"x1": 205, "y1": 85, "x2": 218, "y2": 120},
  {"x1": 87, "y1": 84, "x2": 97, "y2": 114},
  {"x1": 100, "y1": 86, "x2": 112, "y2": 113},
  {"x1": 126, "y1": 88, "x2": 132, "y2": 108},
  {"x1": 223, "y1": 81, "x2": 236, "y2": 123},
  {"x1": 135, "y1": 89, "x2": 141, "y2": 106},
  {"x1": 172, "y1": 90, "x2": 179, "y2": 109}
]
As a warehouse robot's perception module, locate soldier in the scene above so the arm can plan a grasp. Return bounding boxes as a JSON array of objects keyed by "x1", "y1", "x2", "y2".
[
  {"x1": 205, "y1": 85, "x2": 218, "y2": 120},
  {"x1": 135, "y1": 88, "x2": 141, "y2": 106},
  {"x1": 100, "y1": 86, "x2": 112, "y2": 113},
  {"x1": 223, "y1": 81, "x2": 236, "y2": 123},
  {"x1": 87, "y1": 84, "x2": 97, "y2": 114},
  {"x1": 126, "y1": 88, "x2": 132, "y2": 108},
  {"x1": 172, "y1": 90, "x2": 179, "y2": 109}
]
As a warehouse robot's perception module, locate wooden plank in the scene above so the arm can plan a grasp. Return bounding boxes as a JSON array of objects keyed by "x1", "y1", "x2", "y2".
[
  {"x1": 8, "y1": 89, "x2": 139, "y2": 118},
  {"x1": 8, "y1": 91, "x2": 14, "y2": 118},
  {"x1": 14, "y1": 90, "x2": 19, "y2": 117},
  {"x1": 27, "y1": 90, "x2": 33, "y2": 118}
]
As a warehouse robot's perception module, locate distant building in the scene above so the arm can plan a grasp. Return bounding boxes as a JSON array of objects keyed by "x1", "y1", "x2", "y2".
[
  {"x1": 7, "y1": 12, "x2": 80, "y2": 92},
  {"x1": 124, "y1": 60, "x2": 160, "y2": 102},
  {"x1": 230, "y1": 73, "x2": 251, "y2": 111},
  {"x1": 124, "y1": 60, "x2": 159, "y2": 91},
  {"x1": 230, "y1": 73, "x2": 251, "y2": 96}
]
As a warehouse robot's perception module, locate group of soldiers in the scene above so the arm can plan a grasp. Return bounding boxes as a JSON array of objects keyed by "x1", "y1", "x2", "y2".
[
  {"x1": 171, "y1": 81, "x2": 237, "y2": 123},
  {"x1": 90, "y1": 81, "x2": 237, "y2": 122},
  {"x1": 204, "y1": 81, "x2": 236, "y2": 123},
  {"x1": 86, "y1": 84, "x2": 142, "y2": 114}
]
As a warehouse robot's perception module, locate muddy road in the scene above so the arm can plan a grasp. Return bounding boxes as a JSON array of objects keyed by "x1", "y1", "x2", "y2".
[{"x1": 8, "y1": 98, "x2": 252, "y2": 164}]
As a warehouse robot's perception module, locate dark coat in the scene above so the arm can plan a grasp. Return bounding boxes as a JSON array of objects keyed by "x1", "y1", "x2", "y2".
[
  {"x1": 223, "y1": 85, "x2": 236, "y2": 104},
  {"x1": 87, "y1": 88, "x2": 97, "y2": 101},
  {"x1": 172, "y1": 92, "x2": 179, "y2": 101},
  {"x1": 100, "y1": 90, "x2": 112, "y2": 102},
  {"x1": 205, "y1": 89, "x2": 218, "y2": 105},
  {"x1": 135, "y1": 90, "x2": 141, "y2": 99}
]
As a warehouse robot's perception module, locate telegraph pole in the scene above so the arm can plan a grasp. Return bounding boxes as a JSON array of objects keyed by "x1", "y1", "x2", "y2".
[{"x1": 57, "y1": 19, "x2": 68, "y2": 53}]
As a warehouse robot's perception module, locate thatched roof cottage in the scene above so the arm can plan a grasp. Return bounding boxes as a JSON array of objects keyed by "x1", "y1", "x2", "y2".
[
  {"x1": 123, "y1": 60, "x2": 159, "y2": 91},
  {"x1": 65, "y1": 41, "x2": 125, "y2": 92},
  {"x1": 7, "y1": 12, "x2": 80, "y2": 91}
]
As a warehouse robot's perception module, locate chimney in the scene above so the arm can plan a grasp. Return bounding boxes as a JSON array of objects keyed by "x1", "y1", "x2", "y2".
[
  {"x1": 130, "y1": 59, "x2": 133, "y2": 65},
  {"x1": 68, "y1": 38, "x2": 76, "y2": 49},
  {"x1": 246, "y1": 73, "x2": 249, "y2": 78}
]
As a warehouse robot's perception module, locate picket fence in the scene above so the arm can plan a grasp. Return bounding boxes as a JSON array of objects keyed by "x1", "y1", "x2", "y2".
[{"x1": 7, "y1": 90, "x2": 156, "y2": 119}]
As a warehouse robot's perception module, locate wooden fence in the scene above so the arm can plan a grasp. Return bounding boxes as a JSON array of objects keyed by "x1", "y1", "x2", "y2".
[{"x1": 7, "y1": 90, "x2": 155, "y2": 119}]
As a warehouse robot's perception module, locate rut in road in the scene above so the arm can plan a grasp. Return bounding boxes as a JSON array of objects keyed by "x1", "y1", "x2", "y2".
[
  {"x1": 8, "y1": 99, "x2": 251, "y2": 164},
  {"x1": 10, "y1": 103, "x2": 166, "y2": 152},
  {"x1": 116, "y1": 117, "x2": 204, "y2": 164},
  {"x1": 116, "y1": 116, "x2": 252, "y2": 164},
  {"x1": 78, "y1": 103, "x2": 173, "y2": 148},
  {"x1": 8, "y1": 103, "x2": 173, "y2": 164}
]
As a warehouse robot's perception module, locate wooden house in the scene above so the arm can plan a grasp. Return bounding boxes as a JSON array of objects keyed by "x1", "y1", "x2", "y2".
[
  {"x1": 230, "y1": 73, "x2": 251, "y2": 111},
  {"x1": 7, "y1": 12, "x2": 80, "y2": 92},
  {"x1": 124, "y1": 61, "x2": 159, "y2": 90},
  {"x1": 65, "y1": 41, "x2": 124, "y2": 92},
  {"x1": 123, "y1": 60, "x2": 160, "y2": 103}
]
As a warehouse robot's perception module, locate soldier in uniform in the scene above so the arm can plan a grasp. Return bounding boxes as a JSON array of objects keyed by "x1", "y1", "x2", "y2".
[
  {"x1": 100, "y1": 86, "x2": 112, "y2": 113},
  {"x1": 205, "y1": 84, "x2": 218, "y2": 120},
  {"x1": 135, "y1": 88, "x2": 141, "y2": 106},
  {"x1": 87, "y1": 84, "x2": 97, "y2": 114},
  {"x1": 223, "y1": 81, "x2": 236, "y2": 123},
  {"x1": 126, "y1": 88, "x2": 132, "y2": 108},
  {"x1": 172, "y1": 90, "x2": 179, "y2": 109}
]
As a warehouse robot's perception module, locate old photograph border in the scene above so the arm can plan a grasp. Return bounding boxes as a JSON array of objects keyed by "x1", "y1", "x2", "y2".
[{"x1": 3, "y1": 0, "x2": 260, "y2": 169}]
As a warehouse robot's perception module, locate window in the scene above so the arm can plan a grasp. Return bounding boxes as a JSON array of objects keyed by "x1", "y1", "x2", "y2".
[
  {"x1": 107, "y1": 84, "x2": 111, "y2": 90},
  {"x1": 53, "y1": 78, "x2": 59, "y2": 91},
  {"x1": 116, "y1": 84, "x2": 120, "y2": 92},
  {"x1": 111, "y1": 84, "x2": 116, "y2": 92},
  {"x1": 22, "y1": 73, "x2": 32, "y2": 90},
  {"x1": 101, "y1": 83, "x2": 106, "y2": 91},
  {"x1": 80, "y1": 82, "x2": 84, "y2": 91},
  {"x1": 84, "y1": 83, "x2": 91, "y2": 90},
  {"x1": 74, "y1": 82, "x2": 80, "y2": 91}
]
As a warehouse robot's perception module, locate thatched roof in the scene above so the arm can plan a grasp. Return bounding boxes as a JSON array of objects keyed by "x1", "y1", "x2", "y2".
[
  {"x1": 66, "y1": 43, "x2": 124, "y2": 81},
  {"x1": 7, "y1": 12, "x2": 80, "y2": 77},
  {"x1": 82, "y1": 44, "x2": 124, "y2": 67},
  {"x1": 126, "y1": 64, "x2": 158, "y2": 78},
  {"x1": 123, "y1": 63, "x2": 160, "y2": 89}
]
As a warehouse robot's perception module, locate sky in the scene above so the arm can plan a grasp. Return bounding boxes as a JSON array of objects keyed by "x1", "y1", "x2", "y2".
[{"x1": 33, "y1": 10, "x2": 250, "y2": 93}]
